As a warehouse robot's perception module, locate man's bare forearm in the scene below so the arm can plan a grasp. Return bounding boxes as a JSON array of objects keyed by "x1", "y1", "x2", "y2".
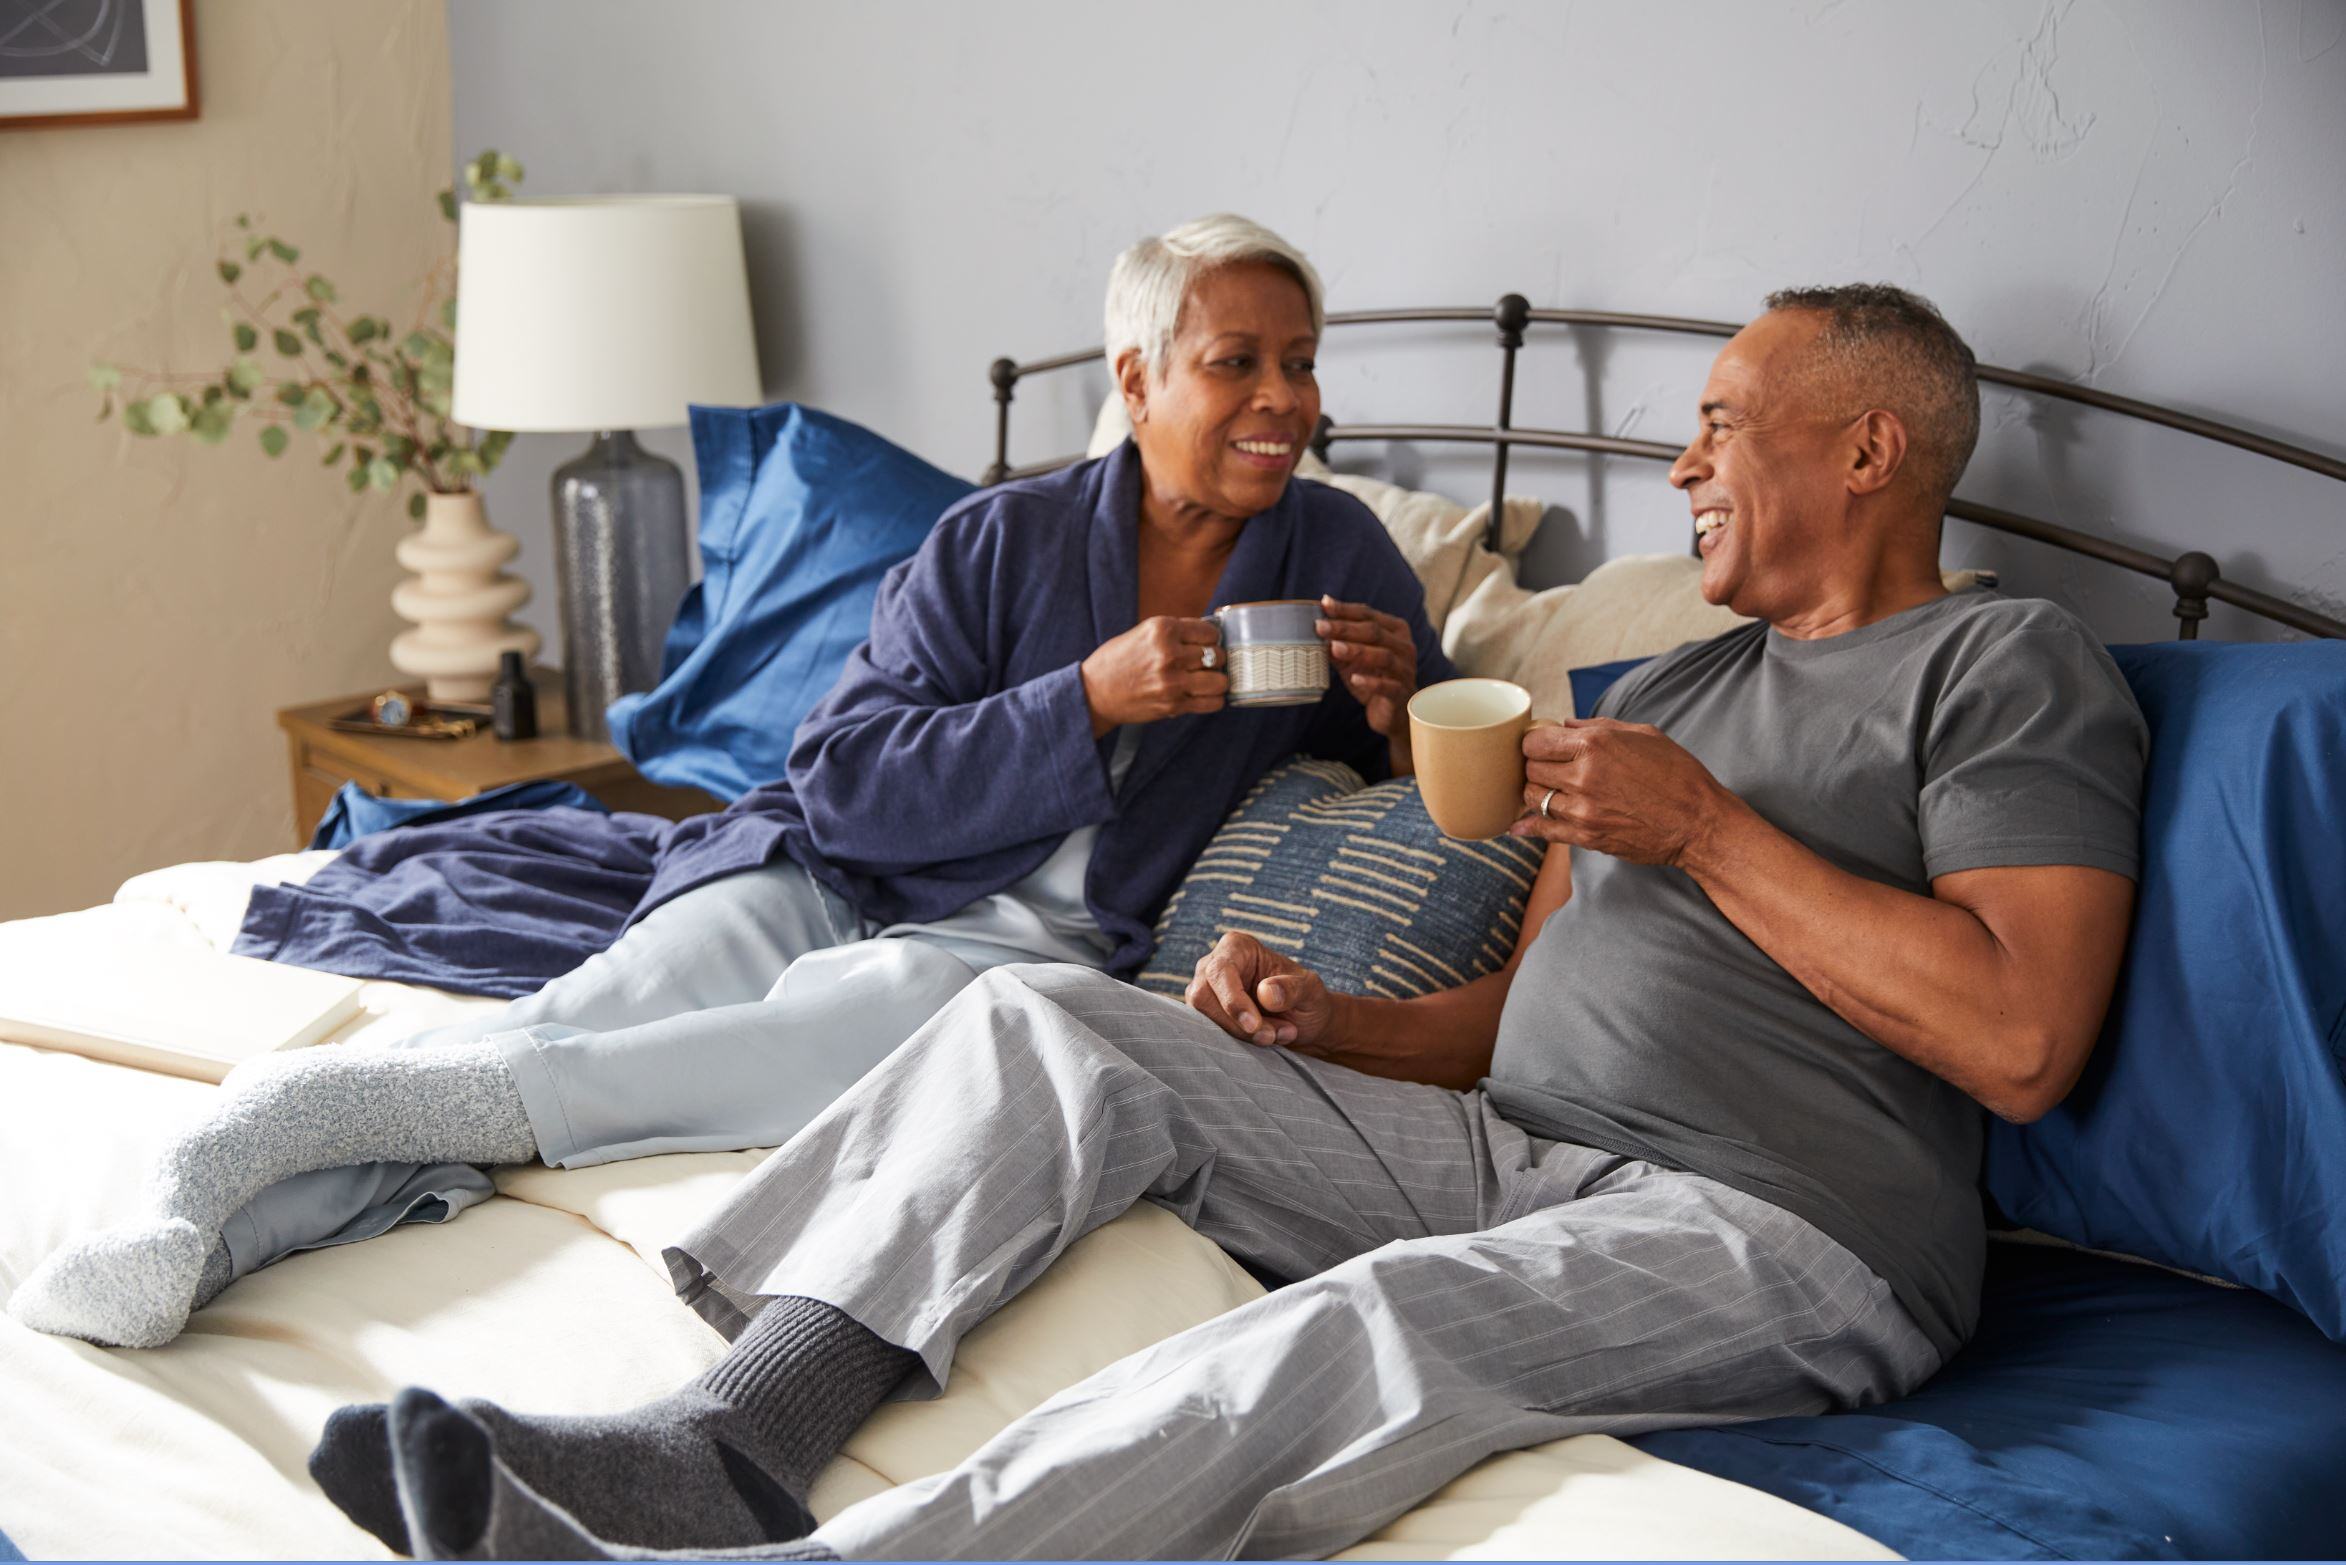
[
  {"x1": 1311, "y1": 971, "x2": 1513, "y2": 1092},
  {"x1": 1678, "y1": 791, "x2": 2124, "y2": 1121}
]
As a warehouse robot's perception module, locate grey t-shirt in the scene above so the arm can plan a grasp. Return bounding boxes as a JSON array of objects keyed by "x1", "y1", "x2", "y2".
[{"x1": 1485, "y1": 589, "x2": 2146, "y2": 1358}]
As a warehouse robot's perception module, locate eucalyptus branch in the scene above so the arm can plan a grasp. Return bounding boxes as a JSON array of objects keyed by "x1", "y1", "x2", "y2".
[{"x1": 91, "y1": 148, "x2": 526, "y2": 510}]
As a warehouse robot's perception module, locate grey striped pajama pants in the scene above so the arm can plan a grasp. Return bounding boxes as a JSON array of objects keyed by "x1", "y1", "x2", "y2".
[{"x1": 664, "y1": 963, "x2": 1942, "y2": 1561}]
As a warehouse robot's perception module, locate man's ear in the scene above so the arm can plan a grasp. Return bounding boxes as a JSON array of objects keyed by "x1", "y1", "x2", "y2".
[
  {"x1": 1847, "y1": 408, "x2": 1908, "y2": 497},
  {"x1": 1115, "y1": 348, "x2": 1151, "y2": 426}
]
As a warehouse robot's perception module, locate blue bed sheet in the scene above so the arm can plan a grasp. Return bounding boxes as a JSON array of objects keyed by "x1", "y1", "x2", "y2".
[{"x1": 1635, "y1": 1239, "x2": 2346, "y2": 1560}]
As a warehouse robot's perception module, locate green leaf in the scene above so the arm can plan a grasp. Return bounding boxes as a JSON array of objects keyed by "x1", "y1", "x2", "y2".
[
  {"x1": 436, "y1": 189, "x2": 457, "y2": 222},
  {"x1": 495, "y1": 153, "x2": 523, "y2": 184},
  {"x1": 293, "y1": 386, "x2": 335, "y2": 431},
  {"x1": 367, "y1": 456, "x2": 399, "y2": 491},
  {"x1": 348, "y1": 316, "x2": 379, "y2": 344},
  {"x1": 227, "y1": 357, "x2": 263, "y2": 395},
  {"x1": 217, "y1": 259, "x2": 242, "y2": 285},
  {"x1": 143, "y1": 393, "x2": 189, "y2": 435},
  {"x1": 201, "y1": 384, "x2": 225, "y2": 405},
  {"x1": 245, "y1": 236, "x2": 266, "y2": 262},
  {"x1": 235, "y1": 213, "x2": 251, "y2": 229},
  {"x1": 409, "y1": 491, "x2": 428, "y2": 520},
  {"x1": 267, "y1": 237, "x2": 300, "y2": 264},
  {"x1": 476, "y1": 428, "x2": 515, "y2": 471},
  {"x1": 122, "y1": 399, "x2": 156, "y2": 435},
  {"x1": 86, "y1": 363, "x2": 121, "y2": 391},
  {"x1": 276, "y1": 382, "x2": 306, "y2": 407},
  {"x1": 322, "y1": 349, "x2": 348, "y2": 369},
  {"x1": 273, "y1": 328, "x2": 303, "y2": 357},
  {"x1": 233, "y1": 322, "x2": 258, "y2": 352},
  {"x1": 305, "y1": 274, "x2": 337, "y2": 303},
  {"x1": 438, "y1": 297, "x2": 458, "y2": 331},
  {"x1": 321, "y1": 440, "x2": 345, "y2": 465},
  {"x1": 347, "y1": 464, "x2": 369, "y2": 494},
  {"x1": 384, "y1": 434, "x2": 417, "y2": 464},
  {"x1": 401, "y1": 330, "x2": 433, "y2": 361},
  {"x1": 353, "y1": 445, "x2": 375, "y2": 468},
  {"x1": 260, "y1": 425, "x2": 289, "y2": 457},
  {"x1": 191, "y1": 402, "x2": 233, "y2": 445}
]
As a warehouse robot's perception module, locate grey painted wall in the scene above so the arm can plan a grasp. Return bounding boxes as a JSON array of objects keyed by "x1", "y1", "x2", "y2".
[{"x1": 450, "y1": 0, "x2": 2344, "y2": 650}]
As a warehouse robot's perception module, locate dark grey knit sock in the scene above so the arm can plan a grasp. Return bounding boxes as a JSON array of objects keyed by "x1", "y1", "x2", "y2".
[
  {"x1": 391, "y1": 1390, "x2": 839, "y2": 1560},
  {"x1": 313, "y1": 1296, "x2": 908, "y2": 1554}
]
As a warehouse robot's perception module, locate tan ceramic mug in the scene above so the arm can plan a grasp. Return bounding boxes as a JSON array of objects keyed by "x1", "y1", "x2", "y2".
[{"x1": 1407, "y1": 678, "x2": 1551, "y2": 840}]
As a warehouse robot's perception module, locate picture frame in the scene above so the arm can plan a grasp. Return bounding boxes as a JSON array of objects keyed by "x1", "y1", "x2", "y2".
[{"x1": 0, "y1": 0, "x2": 197, "y2": 130}]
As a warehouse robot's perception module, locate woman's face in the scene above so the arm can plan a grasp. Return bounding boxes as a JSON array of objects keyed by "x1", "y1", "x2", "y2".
[{"x1": 1121, "y1": 262, "x2": 1321, "y2": 524}]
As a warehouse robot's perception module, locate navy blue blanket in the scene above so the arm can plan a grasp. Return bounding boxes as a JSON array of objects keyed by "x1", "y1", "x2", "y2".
[{"x1": 1635, "y1": 1239, "x2": 2346, "y2": 1560}]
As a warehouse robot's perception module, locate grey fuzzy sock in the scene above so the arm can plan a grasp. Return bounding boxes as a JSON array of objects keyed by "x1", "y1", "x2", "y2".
[
  {"x1": 8, "y1": 1042, "x2": 534, "y2": 1348},
  {"x1": 315, "y1": 1297, "x2": 906, "y2": 1555},
  {"x1": 390, "y1": 1390, "x2": 837, "y2": 1561}
]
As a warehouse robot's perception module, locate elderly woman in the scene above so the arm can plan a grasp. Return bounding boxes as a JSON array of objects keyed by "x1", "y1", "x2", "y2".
[{"x1": 12, "y1": 213, "x2": 1455, "y2": 1352}]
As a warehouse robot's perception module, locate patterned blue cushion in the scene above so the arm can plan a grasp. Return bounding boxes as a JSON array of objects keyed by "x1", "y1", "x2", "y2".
[{"x1": 1140, "y1": 758, "x2": 1547, "y2": 1001}]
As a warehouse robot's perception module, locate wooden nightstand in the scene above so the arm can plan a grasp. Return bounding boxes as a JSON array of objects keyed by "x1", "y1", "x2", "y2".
[{"x1": 276, "y1": 679, "x2": 720, "y2": 846}]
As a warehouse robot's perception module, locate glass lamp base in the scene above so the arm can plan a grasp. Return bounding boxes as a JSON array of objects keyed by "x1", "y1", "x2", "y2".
[{"x1": 550, "y1": 429, "x2": 690, "y2": 741}]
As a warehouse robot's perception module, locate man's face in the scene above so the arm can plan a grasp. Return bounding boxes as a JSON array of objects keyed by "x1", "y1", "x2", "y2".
[{"x1": 1669, "y1": 311, "x2": 1853, "y2": 619}]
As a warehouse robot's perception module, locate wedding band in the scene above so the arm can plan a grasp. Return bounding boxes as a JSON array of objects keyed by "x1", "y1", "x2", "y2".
[
  {"x1": 1539, "y1": 788, "x2": 1557, "y2": 820},
  {"x1": 1201, "y1": 646, "x2": 1219, "y2": 670}
]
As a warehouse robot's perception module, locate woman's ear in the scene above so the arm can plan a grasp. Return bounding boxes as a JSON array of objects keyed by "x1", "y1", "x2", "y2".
[{"x1": 1115, "y1": 348, "x2": 1150, "y2": 426}]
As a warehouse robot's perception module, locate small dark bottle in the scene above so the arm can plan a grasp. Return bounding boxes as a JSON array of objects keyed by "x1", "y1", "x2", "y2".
[{"x1": 491, "y1": 650, "x2": 539, "y2": 741}]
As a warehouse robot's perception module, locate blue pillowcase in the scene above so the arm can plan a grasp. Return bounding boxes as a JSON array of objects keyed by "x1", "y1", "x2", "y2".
[
  {"x1": 605, "y1": 403, "x2": 974, "y2": 801},
  {"x1": 1574, "y1": 639, "x2": 2346, "y2": 1342},
  {"x1": 1983, "y1": 641, "x2": 2346, "y2": 1339}
]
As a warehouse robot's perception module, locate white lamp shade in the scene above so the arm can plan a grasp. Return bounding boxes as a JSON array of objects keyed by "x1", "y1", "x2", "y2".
[{"x1": 452, "y1": 195, "x2": 762, "y2": 432}]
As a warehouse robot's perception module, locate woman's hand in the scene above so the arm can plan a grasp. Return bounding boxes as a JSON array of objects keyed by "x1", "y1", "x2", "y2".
[
  {"x1": 1317, "y1": 596, "x2": 1421, "y2": 765},
  {"x1": 1185, "y1": 931, "x2": 1341, "y2": 1050},
  {"x1": 1080, "y1": 616, "x2": 1229, "y2": 736}
]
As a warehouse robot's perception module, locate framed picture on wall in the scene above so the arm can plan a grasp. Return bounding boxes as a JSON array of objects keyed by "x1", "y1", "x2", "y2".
[{"x1": 0, "y1": 0, "x2": 196, "y2": 130}]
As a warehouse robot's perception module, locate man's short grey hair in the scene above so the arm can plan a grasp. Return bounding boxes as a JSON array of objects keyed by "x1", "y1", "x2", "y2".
[
  {"x1": 1763, "y1": 283, "x2": 1981, "y2": 506},
  {"x1": 1105, "y1": 214, "x2": 1325, "y2": 380}
]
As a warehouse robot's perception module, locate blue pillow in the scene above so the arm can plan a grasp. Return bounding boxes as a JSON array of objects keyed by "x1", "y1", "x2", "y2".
[
  {"x1": 1567, "y1": 655, "x2": 1650, "y2": 719},
  {"x1": 1986, "y1": 641, "x2": 2346, "y2": 1338},
  {"x1": 1139, "y1": 759, "x2": 1547, "y2": 1001},
  {"x1": 605, "y1": 403, "x2": 974, "y2": 801}
]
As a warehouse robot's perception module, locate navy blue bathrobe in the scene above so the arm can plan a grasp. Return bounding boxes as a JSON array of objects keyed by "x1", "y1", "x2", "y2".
[{"x1": 238, "y1": 441, "x2": 1452, "y2": 992}]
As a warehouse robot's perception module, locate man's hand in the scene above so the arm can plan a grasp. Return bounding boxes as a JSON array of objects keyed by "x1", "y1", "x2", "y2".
[
  {"x1": 1317, "y1": 596, "x2": 1419, "y2": 747},
  {"x1": 1080, "y1": 616, "x2": 1229, "y2": 736},
  {"x1": 1186, "y1": 931, "x2": 1339, "y2": 1050},
  {"x1": 1509, "y1": 717, "x2": 1733, "y2": 867}
]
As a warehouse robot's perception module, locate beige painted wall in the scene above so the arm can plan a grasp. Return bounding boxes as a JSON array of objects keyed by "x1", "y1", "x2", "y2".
[{"x1": 0, "y1": 2, "x2": 457, "y2": 920}]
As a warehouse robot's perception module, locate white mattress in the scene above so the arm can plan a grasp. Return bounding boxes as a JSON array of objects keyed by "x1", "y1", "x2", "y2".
[{"x1": 0, "y1": 860, "x2": 1897, "y2": 1560}]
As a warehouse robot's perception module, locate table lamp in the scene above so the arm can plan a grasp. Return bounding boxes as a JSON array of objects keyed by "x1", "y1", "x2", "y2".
[{"x1": 453, "y1": 195, "x2": 761, "y2": 739}]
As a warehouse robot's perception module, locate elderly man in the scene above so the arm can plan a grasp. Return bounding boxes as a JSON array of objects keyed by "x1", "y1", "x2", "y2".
[{"x1": 317, "y1": 284, "x2": 2147, "y2": 1562}]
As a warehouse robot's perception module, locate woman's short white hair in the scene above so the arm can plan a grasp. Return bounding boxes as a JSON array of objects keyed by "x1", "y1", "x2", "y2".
[{"x1": 1104, "y1": 214, "x2": 1325, "y2": 380}]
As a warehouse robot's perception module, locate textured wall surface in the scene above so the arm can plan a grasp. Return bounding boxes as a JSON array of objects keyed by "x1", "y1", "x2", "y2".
[
  {"x1": 452, "y1": 0, "x2": 2342, "y2": 656},
  {"x1": 0, "y1": 3, "x2": 453, "y2": 919}
]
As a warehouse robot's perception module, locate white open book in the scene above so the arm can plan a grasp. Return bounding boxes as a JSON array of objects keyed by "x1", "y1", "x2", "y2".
[{"x1": 0, "y1": 920, "x2": 363, "y2": 1084}]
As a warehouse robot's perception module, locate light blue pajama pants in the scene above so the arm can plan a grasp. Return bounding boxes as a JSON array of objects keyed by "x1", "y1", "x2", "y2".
[
  {"x1": 665, "y1": 964, "x2": 1945, "y2": 1561},
  {"x1": 216, "y1": 860, "x2": 1007, "y2": 1285}
]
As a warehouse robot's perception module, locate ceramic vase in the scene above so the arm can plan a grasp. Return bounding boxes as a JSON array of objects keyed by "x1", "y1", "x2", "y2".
[{"x1": 388, "y1": 491, "x2": 541, "y2": 703}]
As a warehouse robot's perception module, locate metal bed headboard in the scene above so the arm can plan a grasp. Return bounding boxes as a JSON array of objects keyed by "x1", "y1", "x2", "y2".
[{"x1": 982, "y1": 295, "x2": 2346, "y2": 641}]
